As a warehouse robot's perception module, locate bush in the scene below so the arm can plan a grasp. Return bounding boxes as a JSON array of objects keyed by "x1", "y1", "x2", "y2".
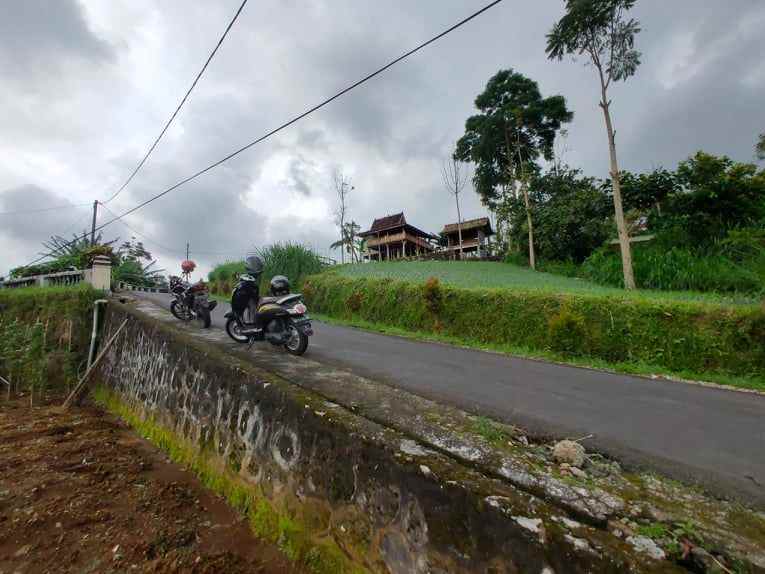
[
  {"x1": 548, "y1": 308, "x2": 587, "y2": 356},
  {"x1": 208, "y1": 243, "x2": 325, "y2": 294},
  {"x1": 303, "y1": 273, "x2": 765, "y2": 378},
  {"x1": 422, "y1": 277, "x2": 443, "y2": 314},
  {"x1": 581, "y1": 246, "x2": 762, "y2": 293}
]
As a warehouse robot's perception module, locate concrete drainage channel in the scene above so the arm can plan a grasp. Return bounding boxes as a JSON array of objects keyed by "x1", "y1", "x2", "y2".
[{"x1": 92, "y1": 297, "x2": 765, "y2": 573}]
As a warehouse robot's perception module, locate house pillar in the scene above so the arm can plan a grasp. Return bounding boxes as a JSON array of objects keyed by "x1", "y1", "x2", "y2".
[{"x1": 386, "y1": 243, "x2": 390, "y2": 260}]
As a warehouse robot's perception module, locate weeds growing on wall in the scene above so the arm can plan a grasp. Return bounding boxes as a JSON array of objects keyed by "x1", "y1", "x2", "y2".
[{"x1": 0, "y1": 285, "x2": 98, "y2": 403}]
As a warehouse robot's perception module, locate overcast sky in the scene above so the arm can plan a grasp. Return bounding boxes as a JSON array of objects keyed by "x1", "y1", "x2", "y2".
[{"x1": 1, "y1": 0, "x2": 764, "y2": 279}]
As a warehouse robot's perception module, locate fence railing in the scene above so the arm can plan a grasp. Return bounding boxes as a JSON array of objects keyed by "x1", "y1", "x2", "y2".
[
  {"x1": 1, "y1": 256, "x2": 112, "y2": 291},
  {"x1": 116, "y1": 281, "x2": 169, "y2": 293}
]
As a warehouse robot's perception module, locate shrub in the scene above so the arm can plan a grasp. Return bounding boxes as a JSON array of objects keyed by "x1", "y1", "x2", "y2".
[
  {"x1": 345, "y1": 291, "x2": 363, "y2": 313},
  {"x1": 422, "y1": 277, "x2": 442, "y2": 315},
  {"x1": 208, "y1": 243, "x2": 325, "y2": 294},
  {"x1": 581, "y1": 246, "x2": 762, "y2": 293},
  {"x1": 548, "y1": 308, "x2": 587, "y2": 356},
  {"x1": 303, "y1": 273, "x2": 765, "y2": 378}
]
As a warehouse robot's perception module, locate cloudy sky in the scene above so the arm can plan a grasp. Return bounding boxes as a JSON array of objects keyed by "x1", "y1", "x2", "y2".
[{"x1": 1, "y1": 0, "x2": 764, "y2": 279}]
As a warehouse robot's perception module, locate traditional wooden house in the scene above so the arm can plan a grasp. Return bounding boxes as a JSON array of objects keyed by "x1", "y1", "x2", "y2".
[
  {"x1": 440, "y1": 217, "x2": 494, "y2": 258},
  {"x1": 360, "y1": 212, "x2": 438, "y2": 261}
]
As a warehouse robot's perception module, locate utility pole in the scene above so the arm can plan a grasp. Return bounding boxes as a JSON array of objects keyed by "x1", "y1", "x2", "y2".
[
  {"x1": 186, "y1": 242, "x2": 190, "y2": 261},
  {"x1": 90, "y1": 200, "x2": 98, "y2": 246}
]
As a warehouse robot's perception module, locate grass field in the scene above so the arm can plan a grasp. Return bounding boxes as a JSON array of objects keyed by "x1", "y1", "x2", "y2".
[{"x1": 330, "y1": 261, "x2": 759, "y2": 306}]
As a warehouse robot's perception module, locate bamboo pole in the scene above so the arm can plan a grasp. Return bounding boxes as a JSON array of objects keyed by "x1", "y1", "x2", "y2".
[
  {"x1": 1, "y1": 374, "x2": 10, "y2": 401},
  {"x1": 62, "y1": 319, "x2": 128, "y2": 410}
]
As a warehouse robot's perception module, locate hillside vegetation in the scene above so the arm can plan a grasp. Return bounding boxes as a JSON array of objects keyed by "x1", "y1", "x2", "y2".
[
  {"x1": 330, "y1": 261, "x2": 760, "y2": 306},
  {"x1": 304, "y1": 268, "x2": 765, "y2": 389}
]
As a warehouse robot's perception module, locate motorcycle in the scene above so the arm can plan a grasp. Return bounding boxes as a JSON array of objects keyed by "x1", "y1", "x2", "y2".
[
  {"x1": 169, "y1": 275, "x2": 217, "y2": 328},
  {"x1": 224, "y1": 272, "x2": 312, "y2": 356}
]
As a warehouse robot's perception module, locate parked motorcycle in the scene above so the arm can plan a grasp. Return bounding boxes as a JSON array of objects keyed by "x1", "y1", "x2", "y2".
[
  {"x1": 169, "y1": 275, "x2": 217, "y2": 328},
  {"x1": 223, "y1": 256, "x2": 312, "y2": 355}
]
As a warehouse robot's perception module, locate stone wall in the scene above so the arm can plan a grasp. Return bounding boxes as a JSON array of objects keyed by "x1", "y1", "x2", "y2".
[{"x1": 95, "y1": 302, "x2": 679, "y2": 574}]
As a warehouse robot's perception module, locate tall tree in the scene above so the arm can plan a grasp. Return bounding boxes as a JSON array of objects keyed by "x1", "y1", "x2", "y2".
[
  {"x1": 455, "y1": 69, "x2": 572, "y2": 269},
  {"x1": 332, "y1": 169, "x2": 353, "y2": 264},
  {"x1": 441, "y1": 155, "x2": 469, "y2": 257},
  {"x1": 757, "y1": 132, "x2": 765, "y2": 161},
  {"x1": 547, "y1": 0, "x2": 642, "y2": 289}
]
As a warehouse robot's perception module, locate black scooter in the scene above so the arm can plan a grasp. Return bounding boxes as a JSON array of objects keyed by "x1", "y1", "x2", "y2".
[
  {"x1": 169, "y1": 276, "x2": 217, "y2": 328},
  {"x1": 223, "y1": 273, "x2": 312, "y2": 355}
]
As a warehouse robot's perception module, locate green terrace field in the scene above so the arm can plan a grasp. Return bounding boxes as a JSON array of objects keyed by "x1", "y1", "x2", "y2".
[{"x1": 329, "y1": 260, "x2": 760, "y2": 307}]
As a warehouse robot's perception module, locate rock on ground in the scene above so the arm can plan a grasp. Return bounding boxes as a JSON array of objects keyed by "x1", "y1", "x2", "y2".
[{"x1": 553, "y1": 440, "x2": 586, "y2": 468}]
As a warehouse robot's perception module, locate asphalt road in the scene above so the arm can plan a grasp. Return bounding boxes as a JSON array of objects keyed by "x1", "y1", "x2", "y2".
[{"x1": 136, "y1": 291, "x2": 765, "y2": 505}]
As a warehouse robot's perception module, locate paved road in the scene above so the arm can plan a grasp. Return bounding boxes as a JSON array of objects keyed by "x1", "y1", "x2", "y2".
[{"x1": 136, "y1": 291, "x2": 765, "y2": 505}]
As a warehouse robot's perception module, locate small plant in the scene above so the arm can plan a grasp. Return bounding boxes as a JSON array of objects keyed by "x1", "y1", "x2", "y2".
[
  {"x1": 423, "y1": 276, "x2": 443, "y2": 315},
  {"x1": 548, "y1": 308, "x2": 587, "y2": 356},
  {"x1": 345, "y1": 291, "x2": 363, "y2": 313},
  {"x1": 472, "y1": 416, "x2": 509, "y2": 446},
  {"x1": 637, "y1": 522, "x2": 668, "y2": 539}
]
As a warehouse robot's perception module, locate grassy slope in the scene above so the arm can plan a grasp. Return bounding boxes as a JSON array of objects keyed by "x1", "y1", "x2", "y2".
[
  {"x1": 313, "y1": 312, "x2": 764, "y2": 392},
  {"x1": 306, "y1": 262, "x2": 764, "y2": 390},
  {"x1": 331, "y1": 261, "x2": 760, "y2": 306}
]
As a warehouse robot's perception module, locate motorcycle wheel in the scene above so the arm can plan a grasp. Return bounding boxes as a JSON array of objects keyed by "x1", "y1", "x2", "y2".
[
  {"x1": 170, "y1": 300, "x2": 191, "y2": 321},
  {"x1": 196, "y1": 306, "x2": 212, "y2": 329},
  {"x1": 284, "y1": 325, "x2": 308, "y2": 356},
  {"x1": 225, "y1": 316, "x2": 249, "y2": 343}
]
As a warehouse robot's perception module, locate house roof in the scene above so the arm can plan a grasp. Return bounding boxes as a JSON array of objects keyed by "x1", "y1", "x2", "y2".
[
  {"x1": 367, "y1": 212, "x2": 406, "y2": 233},
  {"x1": 359, "y1": 212, "x2": 438, "y2": 240},
  {"x1": 441, "y1": 217, "x2": 494, "y2": 236}
]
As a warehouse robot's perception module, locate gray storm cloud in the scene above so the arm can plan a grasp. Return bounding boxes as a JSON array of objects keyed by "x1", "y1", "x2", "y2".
[{"x1": 1, "y1": 0, "x2": 764, "y2": 278}]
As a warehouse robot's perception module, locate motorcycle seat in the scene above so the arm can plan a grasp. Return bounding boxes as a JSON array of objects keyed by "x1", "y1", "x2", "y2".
[{"x1": 258, "y1": 296, "x2": 280, "y2": 305}]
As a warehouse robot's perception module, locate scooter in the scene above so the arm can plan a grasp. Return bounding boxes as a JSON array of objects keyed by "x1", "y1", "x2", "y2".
[
  {"x1": 224, "y1": 273, "x2": 312, "y2": 355},
  {"x1": 169, "y1": 275, "x2": 217, "y2": 328}
]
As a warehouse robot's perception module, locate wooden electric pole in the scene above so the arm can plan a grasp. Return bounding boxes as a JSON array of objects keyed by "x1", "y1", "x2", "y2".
[{"x1": 90, "y1": 200, "x2": 98, "y2": 246}]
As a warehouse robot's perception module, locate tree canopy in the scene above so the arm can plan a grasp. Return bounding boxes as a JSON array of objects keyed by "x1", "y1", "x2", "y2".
[
  {"x1": 455, "y1": 69, "x2": 573, "y2": 209},
  {"x1": 546, "y1": 0, "x2": 641, "y2": 86},
  {"x1": 501, "y1": 166, "x2": 611, "y2": 262}
]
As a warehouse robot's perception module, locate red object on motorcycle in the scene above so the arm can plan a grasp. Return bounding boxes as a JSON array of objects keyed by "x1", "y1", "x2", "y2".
[
  {"x1": 189, "y1": 281, "x2": 207, "y2": 293},
  {"x1": 181, "y1": 260, "x2": 196, "y2": 273}
]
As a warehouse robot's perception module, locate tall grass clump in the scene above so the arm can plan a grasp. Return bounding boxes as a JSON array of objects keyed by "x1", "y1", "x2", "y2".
[
  {"x1": 208, "y1": 243, "x2": 325, "y2": 295},
  {"x1": 581, "y1": 246, "x2": 763, "y2": 293}
]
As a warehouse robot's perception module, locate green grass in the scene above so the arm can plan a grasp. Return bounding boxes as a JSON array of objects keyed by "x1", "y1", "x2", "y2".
[
  {"x1": 313, "y1": 313, "x2": 765, "y2": 392},
  {"x1": 330, "y1": 261, "x2": 760, "y2": 306}
]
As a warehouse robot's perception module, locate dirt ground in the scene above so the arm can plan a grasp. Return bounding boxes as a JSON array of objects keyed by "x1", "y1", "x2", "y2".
[{"x1": 0, "y1": 392, "x2": 302, "y2": 574}]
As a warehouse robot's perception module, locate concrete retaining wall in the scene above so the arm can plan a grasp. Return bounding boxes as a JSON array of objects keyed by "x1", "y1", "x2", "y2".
[{"x1": 95, "y1": 302, "x2": 678, "y2": 573}]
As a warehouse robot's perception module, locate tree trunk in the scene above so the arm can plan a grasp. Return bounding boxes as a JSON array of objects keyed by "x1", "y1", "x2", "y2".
[
  {"x1": 521, "y1": 181, "x2": 536, "y2": 270},
  {"x1": 600, "y1": 97, "x2": 636, "y2": 290},
  {"x1": 505, "y1": 127, "x2": 536, "y2": 269},
  {"x1": 455, "y1": 192, "x2": 464, "y2": 259}
]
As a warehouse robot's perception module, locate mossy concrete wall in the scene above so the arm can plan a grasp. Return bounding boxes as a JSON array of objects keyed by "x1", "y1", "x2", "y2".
[{"x1": 95, "y1": 302, "x2": 679, "y2": 573}]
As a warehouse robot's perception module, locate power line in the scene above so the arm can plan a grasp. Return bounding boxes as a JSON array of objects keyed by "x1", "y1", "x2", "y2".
[
  {"x1": 96, "y1": 0, "x2": 503, "y2": 230},
  {"x1": 102, "y1": 0, "x2": 250, "y2": 204},
  {"x1": 98, "y1": 202, "x2": 185, "y2": 254},
  {"x1": 0, "y1": 203, "x2": 90, "y2": 216},
  {"x1": 14, "y1": 0, "x2": 503, "y2": 270}
]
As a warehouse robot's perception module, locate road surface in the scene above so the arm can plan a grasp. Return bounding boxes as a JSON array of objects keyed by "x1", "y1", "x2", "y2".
[{"x1": 135, "y1": 291, "x2": 765, "y2": 505}]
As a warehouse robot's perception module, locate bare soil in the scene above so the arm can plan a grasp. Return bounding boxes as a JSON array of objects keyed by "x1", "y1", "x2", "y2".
[{"x1": 0, "y1": 392, "x2": 301, "y2": 574}]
